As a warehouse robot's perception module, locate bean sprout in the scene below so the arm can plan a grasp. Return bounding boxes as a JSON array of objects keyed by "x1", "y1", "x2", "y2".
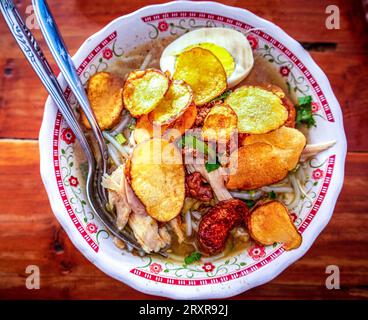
[
  {"x1": 296, "y1": 176, "x2": 313, "y2": 203},
  {"x1": 230, "y1": 190, "x2": 263, "y2": 200},
  {"x1": 300, "y1": 141, "x2": 336, "y2": 162},
  {"x1": 286, "y1": 174, "x2": 301, "y2": 209},
  {"x1": 110, "y1": 111, "x2": 131, "y2": 136},
  {"x1": 107, "y1": 144, "x2": 122, "y2": 167},
  {"x1": 185, "y1": 211, "x2": 192, "y2": 237},
  {"x1": 192, "y1": 221, "x2": 198, "y2": 232},
  {"x1": 270, "y1": 176, "x2": 290, "y2": 186},
  {"x1": 296, "y1": 166, "x2": 306, "y2": 185},
  {"x1": 191, "y1": 211, "x2": 202, "y2": 220},
  {"x1": 103, "y1": 131, "x2": 130, "y2": 159},
  {"x1": 139, "y1": 52, "x2": 152, "y2": 70},
  {"x1": 260, "y1": 186, "x2": 293, "y2": 193}
]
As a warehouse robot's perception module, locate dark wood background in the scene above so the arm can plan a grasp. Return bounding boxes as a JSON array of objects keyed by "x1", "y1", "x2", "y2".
[{"x1": 0, "y1": 0, "x2": 367, "y2": 299}]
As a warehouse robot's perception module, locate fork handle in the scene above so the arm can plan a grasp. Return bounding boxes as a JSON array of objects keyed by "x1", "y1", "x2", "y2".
[
  {"x1": 0, "y1": 0, "x2": 144, "y2": 252},
  {"x1": 0, "y1": 0, "x2": 95, "y2": 168},
  {"x1": 32, "y1": 0, "x2": 108, "y2": 175}
]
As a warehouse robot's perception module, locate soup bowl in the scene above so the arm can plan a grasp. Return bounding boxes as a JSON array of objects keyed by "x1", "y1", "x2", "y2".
[{"x1": 39, "y1": 1, "x2": 347, "y2": 299}]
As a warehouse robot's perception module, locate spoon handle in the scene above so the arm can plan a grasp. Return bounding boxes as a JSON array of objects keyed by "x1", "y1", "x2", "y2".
[
  {"x1": 32, "y1": 0, "x2": 108, "y2": 176},
  {"x1": 0, "y1": 0, "x2": 143, "y2": 252},
  {"x1": 0, "y1": 0, "x2": 95, "y2": 167}
]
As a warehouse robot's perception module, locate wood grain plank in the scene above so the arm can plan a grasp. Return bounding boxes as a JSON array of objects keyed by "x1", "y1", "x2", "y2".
[
  {"x1": 0, "y1": 140, "x2": 366, "y2": 299},
  {"x1": 0, "y1": 0, "x2": 367, "y2": 150},
  {"x1": 25, "y1": 0, "x2": 368, "y2": 44}
]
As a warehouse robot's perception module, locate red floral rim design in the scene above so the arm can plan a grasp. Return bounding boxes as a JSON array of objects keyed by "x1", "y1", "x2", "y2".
[
  {"x1": 141, "y1": 11, "x2": 334, "y2": 122},
  {"x1": 130, "y1": 155, "x2": 335, "y2": 285},
  {"x1": 53, "y1": 31, "x2": 117, "y2": 253},
  {"x1": 52, "y1": 13, "x2": 337, "y2": 286}
]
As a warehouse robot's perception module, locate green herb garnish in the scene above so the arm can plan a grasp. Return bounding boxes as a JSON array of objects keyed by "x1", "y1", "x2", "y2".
[
  {"x1": 269, "y1": 191, "x2": 276, "y2": 199},
  {"x1": 243, "y1": 200, "x2": 256, "y2": 208},
  {"x1": 115, "y1": 133, "x2": 126, "y2": 145},
  {"x1": 210, "y1": 89, "x2": 232, "y2": 103},
  {"x1": 179, "y1": 135, "x2": 216, "y2": 160},
  {"x1": 296, "y1": 95, "x2": 316, "y2": 128},
  {"x1": 184, "y1": 251, "x2": 202, "y2": 265},
  {"x1": 205, "y1": 161, "x2": 221, "y2": 173},
  {"x1": 180, "y1": 135, "x2": 220, "y2": 172},
  {"x1": 298, "y1": 95, "x2": 312, "y2": 105}
]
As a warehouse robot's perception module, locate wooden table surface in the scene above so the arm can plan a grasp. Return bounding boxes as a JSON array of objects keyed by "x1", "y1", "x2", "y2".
[{"x1": 0, "y1": 0, "x2": 367, "y2": 300}]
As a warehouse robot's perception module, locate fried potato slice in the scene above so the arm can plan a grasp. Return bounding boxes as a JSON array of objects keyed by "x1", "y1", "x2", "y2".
[
  {"x1": 243, "y1": 126, "x2": 306, "y2": 170},
  {"x1": 130, "y1": 138, "x2": 185, "y2": 222},
  {"x1": 225, "y1": 85, "x2": 288, "y2": 134},
  {"x1": 173, "y1": 47, "x2": 227, "y2": 106},
  {"x1": 148, "y1": 80, "x2": 193, "y2": 125},
  {"x1": 227, "y1": 142, "x2": 288, "y2": 190},
  {"x1": 134, "y1": 114, "x2": 167, "y2": 145},
  {"x1": 247, "y1": 200, "x2": 302, "y2": 250},
  {"x1": 82, "y1": 72, "x2": 124, "y2": 130},
  {"x1": 163, "y1": 103, "x2": 198, "y2": 142},
  {"x1": 226, "y1": 127, "x2": 306, "y2": 190},
  {"x1": 264, "y1": 84, "x2": 296, "y2": 128},
  {"x1": 168, "y1": 103, "x2": 197, "y2": 133},
  {"x1": 134, "y1": 104, "x2": 197, "y2": 144},
  {"x1": 123, "y1": 69, "x2": 170, "y2": 117},
  {"x1": 201, "y1": 103, "x2": 238, "y2": 141}
]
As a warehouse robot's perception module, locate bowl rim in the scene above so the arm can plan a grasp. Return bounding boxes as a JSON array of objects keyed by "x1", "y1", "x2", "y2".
[{"x1": 39, "y1": 0, "x2": 347, "y2": 299}]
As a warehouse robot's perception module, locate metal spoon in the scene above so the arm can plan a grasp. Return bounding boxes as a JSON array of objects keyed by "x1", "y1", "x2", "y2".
[
  {"x1": 0, "y1": 0, "x2": 142, "y2": 251},
  {"x1": 32, "y1": 0, "x2": 109, "y2": 205}
]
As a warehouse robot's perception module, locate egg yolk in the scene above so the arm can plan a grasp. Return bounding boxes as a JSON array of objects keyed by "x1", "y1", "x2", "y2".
[{"x1": 184, "y1": 42, "x2": 235, "y2": 77}]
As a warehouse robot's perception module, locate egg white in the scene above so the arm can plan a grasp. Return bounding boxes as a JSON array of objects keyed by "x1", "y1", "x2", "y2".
[{"x1": 160, "y1": 27, "x2": 254, "y2": 88}]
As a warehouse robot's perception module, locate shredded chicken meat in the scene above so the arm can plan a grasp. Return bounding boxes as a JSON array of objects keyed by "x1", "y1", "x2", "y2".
[
  {"x1": 169, "y1": 217, "x2": 185, "y2": 244},
  {"x1": 191, "y1": 163, "x2": 233, "y2": 201},
  {"x1": 103, "y1": 165, "x2": 171, "y2": 253},
  {"x1": 124, "y1": 170, "x2": 171, "y2": 252},
  {"x1": 102, "y1": 166, "x2": 131, "y2": 230},
  {"x1": 128, "y1": 212, "x2": 171, "y2": 253}
]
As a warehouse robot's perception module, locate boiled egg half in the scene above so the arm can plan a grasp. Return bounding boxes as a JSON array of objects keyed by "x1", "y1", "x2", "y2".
[{"x1": 160, "y1": 27, "x2": 254, "y2": 88}]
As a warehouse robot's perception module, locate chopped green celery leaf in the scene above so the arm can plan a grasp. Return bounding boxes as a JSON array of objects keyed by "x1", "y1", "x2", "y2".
[
  {"x1": 184, "y1": 251, "x2": 202, "y2": 265},
  {"x1": 179, "y1": 135, "x2": 216, "y2": 160},
  {"x1": 269, "y1": 191, "x2": 276, "y2": 199},
  {"x1": 205, "y1": 162, "x2": 221, "y2": 173},
  {"x1": 243, "y1": 200, "x2": 256, "y2": 208},
  {"x1": 115, "y1": 133, "x2": 126, "y2": 144},
  {"x1": 298, "y1": 95, "x2": 312, "y2": 106},
  {"x1": 296, "y1": 95, "x2": 316, "y2": 128},
  {"x1": 210, "y1": 89, "x2": 232, "y2": 102}
]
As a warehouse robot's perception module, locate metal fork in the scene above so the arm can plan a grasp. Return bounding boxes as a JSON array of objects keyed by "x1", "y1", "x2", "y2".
[{"x1": 0, "y1": 0, "x2": 143, "y2": 251}]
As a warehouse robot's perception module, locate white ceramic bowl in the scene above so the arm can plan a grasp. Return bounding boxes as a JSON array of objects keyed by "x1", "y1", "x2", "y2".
[{"x1": 39, "y1": 1, "x2": 347, "y2": 299}]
